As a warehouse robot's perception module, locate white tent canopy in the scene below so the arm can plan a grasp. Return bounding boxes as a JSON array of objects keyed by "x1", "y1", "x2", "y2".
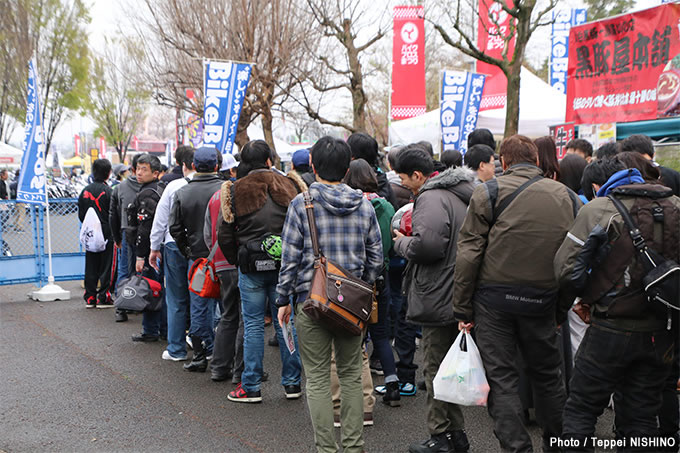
[
  {"x1": 0, "y1": 141, "x2": 23, "y2": 167},
  {"x1": 389, "y1": 67, "x2": 566, "y2": 152}
]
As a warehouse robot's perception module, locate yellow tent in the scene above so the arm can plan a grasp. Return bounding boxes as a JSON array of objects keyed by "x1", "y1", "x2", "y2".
[{"x1": 62, "y1": 156, "x2": 84, "y2": 167}]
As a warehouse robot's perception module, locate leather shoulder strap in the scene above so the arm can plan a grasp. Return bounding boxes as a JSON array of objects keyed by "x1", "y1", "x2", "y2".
[{"x1": 303, "y1": 192, "x2": 322, "y2": 258}]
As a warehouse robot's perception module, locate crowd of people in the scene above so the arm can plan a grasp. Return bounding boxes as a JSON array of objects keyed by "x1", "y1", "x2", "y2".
[{"x1": 73, "y1": 129, "x2": 680, "y2": 453}]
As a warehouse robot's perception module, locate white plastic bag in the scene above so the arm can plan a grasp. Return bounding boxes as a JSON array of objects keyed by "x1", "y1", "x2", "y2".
[
  {"x1": 80, "y1": 207, "x2": 107, "y2": 253},
  {"x1": 433, "y1": 330, "x2": 490, "y2": 406}
]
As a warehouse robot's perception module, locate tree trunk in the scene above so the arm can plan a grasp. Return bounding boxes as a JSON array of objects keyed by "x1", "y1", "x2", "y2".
[
  {"x1": 261, "y1": 106, "x2": 281, "y2": 168},
  {"x1": 504, "y1": 70, "x2": 521, "y2": 137},
  {"x1": 235, "y1": 106, "x2": 251, "y2": 152},
  {"x1": 344, "y1": 19, "x2": 367, "y2": 132}
]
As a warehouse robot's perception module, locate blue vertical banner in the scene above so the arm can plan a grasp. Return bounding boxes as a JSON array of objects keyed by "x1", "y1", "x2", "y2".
[
  {"x1": 440, "y1": 70, "x2": 486, "y2": 155},
  {"x1": 550, "y1": 8, "x2": 587, "y2": 94},
  {"x1": 17, "y1": 58, "x2": 47, "y2": 205},
  {"x1": 203, "y1": 60, "x2": 252, "y2": 155}
]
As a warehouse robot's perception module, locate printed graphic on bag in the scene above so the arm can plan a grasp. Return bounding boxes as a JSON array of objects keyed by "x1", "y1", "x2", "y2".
[{"x1": 123, "y1": 287, "x2": 137, "y2": 299}]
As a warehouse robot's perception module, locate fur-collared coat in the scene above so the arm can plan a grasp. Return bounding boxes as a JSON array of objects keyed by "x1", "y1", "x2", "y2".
[{"x1": 217, "y1": 168, "x2": 306, "y2": 265}]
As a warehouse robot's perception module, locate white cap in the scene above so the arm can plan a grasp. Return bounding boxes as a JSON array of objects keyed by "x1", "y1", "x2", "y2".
[{"x1": 220, "y1": 153, "x2": 239, "y2": 171}]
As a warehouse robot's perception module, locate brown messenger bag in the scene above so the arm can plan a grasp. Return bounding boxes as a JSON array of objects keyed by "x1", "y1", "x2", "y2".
[{"x1": 301, "y1": 191, "x2": 374, "y2": 336}]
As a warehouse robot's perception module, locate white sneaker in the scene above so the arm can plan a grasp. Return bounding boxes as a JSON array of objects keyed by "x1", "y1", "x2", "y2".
[{"x1": 162, "y1": 350, "x2": 188, "y2": 361}]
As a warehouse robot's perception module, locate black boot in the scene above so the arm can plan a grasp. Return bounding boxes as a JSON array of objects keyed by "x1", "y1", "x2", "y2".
[
  {"x1": 382, "y1": 381, "x2": 401, "y2": 407},
  {"x1": 183, "y1": 336, "x2": 207, "y2": 372}
]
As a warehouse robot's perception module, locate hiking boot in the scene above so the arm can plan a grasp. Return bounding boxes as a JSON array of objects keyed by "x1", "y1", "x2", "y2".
[
  {"x1": 408, "y1": 433, "x2": 454, "y2": 453},
  {"x1": 228, "y1": 383, "x2": 262, "y2": 403},
  {"x1": 382, "y1": 381, "x2": 401, "y2": 407}
]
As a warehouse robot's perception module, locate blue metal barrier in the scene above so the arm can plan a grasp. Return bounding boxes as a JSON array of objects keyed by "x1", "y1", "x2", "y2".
[{"x1": 0, "y1": 199, "x2": 85, "y2": 286}]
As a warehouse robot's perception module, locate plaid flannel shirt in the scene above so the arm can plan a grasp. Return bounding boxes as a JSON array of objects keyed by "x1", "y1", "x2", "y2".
[{"x1": 276, "y1": 183, "x2": 383, "y2": 306}]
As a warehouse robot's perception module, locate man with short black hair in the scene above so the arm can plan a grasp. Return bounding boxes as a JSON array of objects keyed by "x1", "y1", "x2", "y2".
[
  {"x1": 468, "y1": 128, "x2": 501, "y2": 176},
  {"x1": 621, "y1": 133, "x2": 680, "y2": 196},
  {"x1": 110, "y1": 153, "x2": 143, "y2": 322},
  {"x1": 454, "y1": 135, "x2": 581, "y2": 452},
  {"x1": 169, "y1": 147, "x2": 224, "y2": 371},
  {"x1": 128, "y1": 154, "x2": 166, "y2": 342},
  {"x1": 162, "y1": 145, "x2": 191, "y2": 183},
  {"x1": 276, "y1": 136, "x2": 383, "y2": 452},
  {"x1": 464, "y1": 144, "x2": 496, "y2": 183},
  {"x1": 565, "y1": 138, "x2": 594, "y2": 163},
  {"x1": 347, "y1": 132, "x2": 394, "y2": 203},
  {"x1": 78, "y1": 159, "x2": 114, "y2": 308},
  {"x1": 394, "y1": 145, "x2": 475, "y2": 453}
]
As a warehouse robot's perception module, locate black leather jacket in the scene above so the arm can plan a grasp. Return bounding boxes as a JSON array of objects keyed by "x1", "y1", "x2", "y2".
[{"x1": 169, "y1": 173, "x2": 224, "y2": 260}]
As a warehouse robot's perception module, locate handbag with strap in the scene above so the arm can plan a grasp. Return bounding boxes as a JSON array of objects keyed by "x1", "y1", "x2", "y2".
[
  {"x1": 188, "y1": 242, "x2": 221, "y2": 299},
  {"x1": 301, "y1": 192, "x2": 375, "y2": 336}
]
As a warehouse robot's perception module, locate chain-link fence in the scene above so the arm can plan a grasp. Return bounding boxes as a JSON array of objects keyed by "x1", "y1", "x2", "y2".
[{"x1": 0, "y1": 199, "x2": 85, "y2": 286}]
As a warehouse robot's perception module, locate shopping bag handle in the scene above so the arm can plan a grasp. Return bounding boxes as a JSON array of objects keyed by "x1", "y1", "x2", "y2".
[{"x1": 459, "y1": 332, "x2": 468, "y2": 352}]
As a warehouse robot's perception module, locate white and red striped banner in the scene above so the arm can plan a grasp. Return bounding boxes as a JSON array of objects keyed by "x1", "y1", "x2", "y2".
[
  {"x1": 391, "y1": 5, "x2": 426, "y2": 121},
  {"x1": 477, "y1": 0, "x2": 516, "y2": 111}
]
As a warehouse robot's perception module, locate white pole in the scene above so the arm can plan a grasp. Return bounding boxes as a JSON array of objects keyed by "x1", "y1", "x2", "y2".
[{"x1": 44, "y1": 188, "x2": 54, "y2": 281}]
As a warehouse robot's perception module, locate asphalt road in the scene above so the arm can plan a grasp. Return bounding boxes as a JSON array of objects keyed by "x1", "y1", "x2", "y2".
[{"x1": 1, "y1": 281, "x2": 616, "y2": 452}]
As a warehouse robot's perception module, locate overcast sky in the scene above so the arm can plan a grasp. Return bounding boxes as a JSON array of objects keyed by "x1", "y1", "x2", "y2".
[{"x1": 31, "y1": 0, "x2": 669, "y2": 153}]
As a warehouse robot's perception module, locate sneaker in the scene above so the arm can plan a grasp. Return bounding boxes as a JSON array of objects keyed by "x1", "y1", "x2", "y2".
[
  {"x1": 115, "y1": 309, "x2": 128, "y2": 322},
  {"x1": 333, "y1": 414, "x2": 341, "y2": 428},
  {"x1": 375, "y1": 382, "x2": 417, "y2": 396},
  {"x1": 228, "y1": 383, "x2": 262, "y2": 403},
  {"x1": 186, "y1": 335, "x2": 193, "y2": 349},
  {"x1": 284, "y1": 384, "x2": 302, "y2": 399},
  {"x1": 363, "y1": 412, "x2": 374, "y2": 427},
  {"x1": 268, "y1": 335, "x2": 279, "y2": 347},
  {"x1": 97, "y1": 292, "x2": 114, "y2": 308},
  {"x1": 86, "y1": 296, "x2": 96, "y2": 309},
  {"x1": 369, "y1": 358, "x2": 384, "y2": 376},
  {"x1": 132, "y1": 333, "x2": 159, "y2": 342},
  {"x1": 449, "y1": 430, "x2": 470, "y2": 452},
  {"x1": 162, "y1": 350, "x2": 188, "y2": 361}
]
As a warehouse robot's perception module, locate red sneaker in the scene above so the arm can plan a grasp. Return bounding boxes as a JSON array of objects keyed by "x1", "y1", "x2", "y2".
[{"x1": 227, "y1": 383, "x2": 262, "y2": 403}]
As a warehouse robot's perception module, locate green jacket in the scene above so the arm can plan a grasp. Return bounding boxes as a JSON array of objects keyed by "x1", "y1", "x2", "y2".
[
  {"x1": 369, "y1": 195, "x2": 395, "y2": 269},
  {"x1": 453, "y1": 164, "x2": 581, "y2": 322}
]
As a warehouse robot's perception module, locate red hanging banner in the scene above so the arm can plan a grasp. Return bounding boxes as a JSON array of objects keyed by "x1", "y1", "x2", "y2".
[
  {"x1": 566, "y1": 3, "x2": 680, "y2": 124},
  {"x1": 477, "y1": 0, "x2": 516, "y2": 111},
  {"x1": 391, "y1": 5, "x2": 426, "y2": 120}
]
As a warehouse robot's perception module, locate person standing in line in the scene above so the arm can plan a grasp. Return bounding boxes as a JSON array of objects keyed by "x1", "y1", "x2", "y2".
[
  {"x1": 169, "y1": 147, "x2": 225, "y2": 372},
  {"x1": 110, "y1": 154, "x2": 143, "y2": 322},
  {"x1": 149, "y1": 147, "x2": 195, "y2": 361},
  {"x1": 453, "y1": 135, "x2": 581, "y2": 452},
  {"x1": 77, "y1": 159, "x2": 114, "y2": 308},
  {"x1": 218, "y1": 140, "x2": 304, "y2": 403},
  {"x1": 204, "y1": 155, "x2": 242, "y2": 381},
  {"x1": 127, "y1": 154, "x2": 167, "y2": 342},
  {"x1": 276, "y1": 137, "x2": 383, "y2": 453},
  {"x1": 391, "y1": 146, "x2": 474, "y2": 453}
]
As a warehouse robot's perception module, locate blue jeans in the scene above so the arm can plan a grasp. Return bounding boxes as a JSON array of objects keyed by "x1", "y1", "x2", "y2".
[
  {"x1": 117, "y1": 235, "x2": 135, "y2": 288},
  {"x1": 238, "y1": 269, "x2": 301, "y2": 393},
  {"x1": 164, "y1": 242, "x2": 190, "y2": 357},
  {"x1": 391, "y1": 262, "x2": 418, "y2": 384},
  {"x1": 368, "y1": 271, "x2": 397, "y2": 382},
  {"x1": 188, "y1": 259, "x2": 217, "y2": 355},
  {"x1": 141, "y1": 265, "x2": 167, "y2": 337}
]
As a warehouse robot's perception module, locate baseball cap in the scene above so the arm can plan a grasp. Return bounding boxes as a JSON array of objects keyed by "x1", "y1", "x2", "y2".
[
  {"x1": 292, "y1": 149, "x2": 310, "y2": 168},
  {"x1": 194, "y1": 146, "x2": 218, "y2": 170},
  {"x1": 220, "y1": 153, "x2": 239, "y2": 171}
]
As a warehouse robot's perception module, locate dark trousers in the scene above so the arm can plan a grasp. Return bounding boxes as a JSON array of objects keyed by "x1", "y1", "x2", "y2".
[
  {"x1": 475, "y1": 301, "x2": 566, "y2": 453},
  {"x1": 391, "y1": 263, "x2": 418, "y2": 384},
  {"x1": 210, "y1": 269, "x2": 241, "y2": 377},
  {"x1": 368, "y1": 270, "x2": 397, "y2": 380},
  {"x1": 563, "y1": 322, "x2": 674, "y2": 453},
  {"x1": 423, "y1": 326, "x2": 465, "y2": 435},
  {"x1": 84, "y1": 241, "x2": 114, "y2": 302}
]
